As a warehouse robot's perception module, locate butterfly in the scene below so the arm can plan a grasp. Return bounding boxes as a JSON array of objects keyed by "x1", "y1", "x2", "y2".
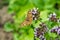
[
  {"x1": 20, "y1": 8, "x2": 40, "y2": 27},
  {"x1": 20, "y1": 10, "x2": 33, "y2": 27}
]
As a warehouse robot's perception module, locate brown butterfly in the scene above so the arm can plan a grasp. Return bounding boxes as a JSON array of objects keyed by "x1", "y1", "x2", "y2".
[
  {"x1": 20, "y1": 8, "x2": 40, "y2": 27},
  {"x1": 20, "y1": 10, "x2": 33, "y2": 27}
]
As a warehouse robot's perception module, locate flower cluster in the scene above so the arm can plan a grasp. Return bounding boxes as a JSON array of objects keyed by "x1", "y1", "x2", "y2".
[
  {"x1": 48, "y1": 12, "x2": 60, "y2": 23},
  {"x1": 34, "y1": 23, "x2": 48, "y2": 40},
  {"x1": 34, "y1": 27, "x2": 46, "y2": 40},
  {"x1": 33, "y1": 11, "x2": 60, "y2": 40},
  {"x1": 31, "y1": 8, "x2": 40, "y2": 20},
  {"x1": 50, "y1": 26, "x2": 60, "y2": 35}
]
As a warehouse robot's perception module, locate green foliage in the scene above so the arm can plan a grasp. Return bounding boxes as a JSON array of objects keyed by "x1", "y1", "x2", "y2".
[
  {"x1": 4, "y1": 22, "x2": 14, "y2": 32},
  {"x1": 49, "y1": 32, "x2": 57, "y2": 38},
  {"x1": 13, "y1": 26, "x2": 34, "y2": 40},
  {"x1": 4, "y1": 0, "x2": 60, "y2": 40}
]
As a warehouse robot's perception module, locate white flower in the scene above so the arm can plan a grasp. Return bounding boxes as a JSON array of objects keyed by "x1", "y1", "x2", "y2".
[
  {"x1": 57, "y1": 18, "x2": 60, "y2": 23},
  {"x1": 57, "y1": 29, "x2": 60, "y2": 35},
  {"x1": 53, "y1": 12, "x2": 56, "y2": 16},
  {"x1": 32, "y1": 15, "x2": 35, "y2": 17}
]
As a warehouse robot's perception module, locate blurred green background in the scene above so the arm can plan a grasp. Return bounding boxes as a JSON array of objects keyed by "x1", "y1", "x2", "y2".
[{"x1": 0, "y1": 0, "x2": 60, "y2": 40}]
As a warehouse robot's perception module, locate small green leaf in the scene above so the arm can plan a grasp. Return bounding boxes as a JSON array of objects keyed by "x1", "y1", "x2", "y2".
[
  {"x1": 49, "y1": 32, "x2": 57, "y2": 38},
  {"x1": 4, "y1": 22, "x2": 14, "y2": 32},
  {"x1": 13, "y1": 33, "x2": 19, "y2": 40}
]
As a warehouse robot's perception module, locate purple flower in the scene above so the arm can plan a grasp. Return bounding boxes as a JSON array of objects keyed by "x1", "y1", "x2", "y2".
[
  {"x1": 50, "y1": 26, "x2": 60, "y2": 35},
  {"x1": 31, "y1": 7, "x2": 40, "y2": 20},
  {"x1": 57, "y1": 27, "x2": 60, "y2": 35},
  {"x1": 48, "y1": 13, "x2": 57, "y2": 22}
]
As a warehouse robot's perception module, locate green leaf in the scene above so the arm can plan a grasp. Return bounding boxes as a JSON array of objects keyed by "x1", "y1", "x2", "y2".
[
  {"x1": 4, "y1": 22, "x2": 14, "y2": 32},
  {"x1": 18, "y1": 26, "x2": 34, "y2": 40},
  {"x1": 49, "y1": 32, "x2": 57, "y2": 38},
  {"x1": 13, "y1": 33, "x2": 19, "y2": 40},
  {"x1": 32, "y1": 0, "x2": 44, "y2": 10}
]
